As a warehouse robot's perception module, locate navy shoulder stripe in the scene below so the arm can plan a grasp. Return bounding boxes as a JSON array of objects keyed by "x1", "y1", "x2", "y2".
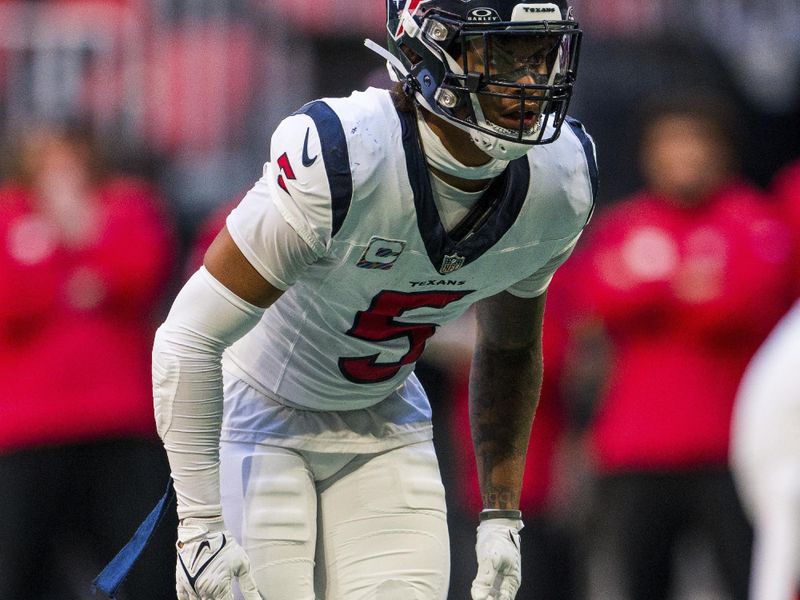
[
  {"x1": 294, "y1": 101, "x2": 353, "y2": 237},
  {"x1": 565, "y1": 116, "x2": 599, "y2": 204}
]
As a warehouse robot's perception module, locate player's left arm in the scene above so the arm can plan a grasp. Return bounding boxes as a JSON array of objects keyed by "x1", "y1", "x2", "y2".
[
  {"x1": 469, "y1": 289, "x2": 546, "y2": 600},
  {"x1": 470, "y1": 289, "x2": 545, "y2": 510}
]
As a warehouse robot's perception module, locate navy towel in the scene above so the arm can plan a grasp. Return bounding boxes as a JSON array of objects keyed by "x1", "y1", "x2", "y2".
[{"x1": 92, "y1": 479, "x2": 175, "y2": 598}]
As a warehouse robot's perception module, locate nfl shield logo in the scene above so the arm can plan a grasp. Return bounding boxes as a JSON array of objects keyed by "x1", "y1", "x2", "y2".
[{"x1": 439, "y1": 253, "x2": 465, "y2": 274}]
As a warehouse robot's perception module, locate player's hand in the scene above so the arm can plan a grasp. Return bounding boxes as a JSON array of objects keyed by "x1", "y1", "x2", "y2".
[
  {"x1": 176, "y1": 516, "x2": 262, "y2": 600},
  {"x1": 471, "y1": 517, "x2": 524, "y2": 600}
]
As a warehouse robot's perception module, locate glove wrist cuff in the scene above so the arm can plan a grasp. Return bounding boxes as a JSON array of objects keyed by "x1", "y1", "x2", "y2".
[
  {"x1": 178, "y1": 515, "x2": 226, "y2": 544},
  {"x1": 479, "y1": 508, "x2": 523, "y2": 522}
]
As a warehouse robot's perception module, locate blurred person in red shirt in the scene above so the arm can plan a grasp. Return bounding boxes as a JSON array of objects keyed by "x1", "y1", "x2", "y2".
[
  {"x1": 0, "y1": 124, "x2": 178, "y2": 600},
  {"x1": 570, "y1": 92, "x2": 795, "y2": 600}
]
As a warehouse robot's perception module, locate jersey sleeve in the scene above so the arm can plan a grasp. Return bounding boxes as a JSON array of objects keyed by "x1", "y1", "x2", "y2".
[
  {"x1": 225, "y1": 110, "x2": 344, "y2": 289},
  {"x1": 263, "y1": 112, "x2": 340, "y2": 254},
  {"x1": 225, "y1": 174, "x2": 320, "y2": 291},
  {"x1": 506, "y1": 233, "x2": 581, "y2": 298}
]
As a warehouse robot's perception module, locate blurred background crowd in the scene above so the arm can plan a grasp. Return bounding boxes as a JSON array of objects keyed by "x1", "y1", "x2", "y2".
[{"x1": 0, "y1": 1, "x2": 799, "y2": 599}]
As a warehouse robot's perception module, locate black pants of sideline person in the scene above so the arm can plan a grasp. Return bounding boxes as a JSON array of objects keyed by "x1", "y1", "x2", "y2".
[
  {"x1": 587, "y1": 469, "x2": 753, "y2": 600},
  {"x1": 0, "y1": 438, "x2": 177, "y2": 600}
]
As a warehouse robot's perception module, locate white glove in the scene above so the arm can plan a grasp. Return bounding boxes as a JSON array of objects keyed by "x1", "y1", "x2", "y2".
[
  {"x1": 471, "y1": 516, "x2": 524, "y2": 600},
  {"x1": 176, "y1": 516, "x2": 262, "y2": 600}
]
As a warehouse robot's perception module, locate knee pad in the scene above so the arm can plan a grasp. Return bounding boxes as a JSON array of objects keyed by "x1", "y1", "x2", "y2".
[{"x1": 355, "y1": 443, "x2": 447, "y2": 516}]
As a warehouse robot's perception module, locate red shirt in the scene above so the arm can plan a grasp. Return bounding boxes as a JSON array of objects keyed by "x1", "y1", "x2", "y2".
[
  {"x1": 0, "y1": 178, "x2": 175, "y2": 452},
  {"x1": 574, "y1": 181, "x2": 794, "y2": 472}
]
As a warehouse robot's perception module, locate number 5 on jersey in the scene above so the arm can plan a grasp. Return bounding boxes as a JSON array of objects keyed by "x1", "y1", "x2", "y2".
[{"x1": 339, "y1": 289, "x2": 472, "y2": 383}]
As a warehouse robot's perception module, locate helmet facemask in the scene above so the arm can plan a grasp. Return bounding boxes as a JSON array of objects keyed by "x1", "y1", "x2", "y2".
[{"x1": 375, "y1": 2, "x2": 582, "y2": 159}]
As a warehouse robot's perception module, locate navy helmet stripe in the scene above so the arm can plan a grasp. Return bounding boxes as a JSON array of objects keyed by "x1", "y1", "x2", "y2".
[
  {"x1": 565, "y1": 116, "x2": 599, "y2": 203},
  {"x1": 294, "y1": 101, "x2": 353, "y2": 237}
]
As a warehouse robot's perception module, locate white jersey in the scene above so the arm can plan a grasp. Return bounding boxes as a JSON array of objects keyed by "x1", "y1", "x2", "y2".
[{"x1": 221, "y1": 87, "x2": 596, "y2": 450}]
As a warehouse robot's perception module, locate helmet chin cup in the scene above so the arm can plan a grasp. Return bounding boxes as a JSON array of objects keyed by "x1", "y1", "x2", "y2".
[
  {"x1": 469, "y1": 129, "x2": 535, "y2": 160},
  {"x1": 467, "y1": 94, "x2": 538, "y2": 159}
]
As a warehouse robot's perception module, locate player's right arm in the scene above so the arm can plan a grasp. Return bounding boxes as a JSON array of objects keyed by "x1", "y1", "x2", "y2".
[
  {"x1": 153, "y1": 212, "x2": 315, "y2": 600},
  {"x1": 153, "y1": 109, "x2": 332, "y2": 598},
  {"x1": 152, "y1": 226, "x2": 282, "y2": 600},
  {"x1": 205, "y1": 225, "x2": 285, "y2": 308}
]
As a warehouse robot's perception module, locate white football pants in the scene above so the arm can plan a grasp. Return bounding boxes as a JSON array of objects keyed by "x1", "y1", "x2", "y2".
[{"x1": 220, "y1": 439, "x2": 450, "y2": 600}]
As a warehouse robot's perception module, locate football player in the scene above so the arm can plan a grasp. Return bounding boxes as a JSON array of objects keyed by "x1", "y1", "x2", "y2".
[
  {"x1": 732, "y1": 300, "x2": 800, "y2": 600},
  {"x1": 153, "y1": 1, "x2": 595, "y2": 598}
]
